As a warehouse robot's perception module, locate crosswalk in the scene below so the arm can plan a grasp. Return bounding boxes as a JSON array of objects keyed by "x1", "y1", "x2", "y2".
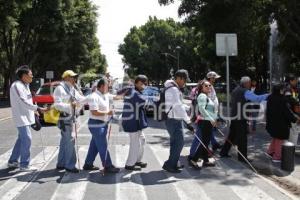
[{"x1": 0, "y1": 144, "x2": 297, "y2": 200}]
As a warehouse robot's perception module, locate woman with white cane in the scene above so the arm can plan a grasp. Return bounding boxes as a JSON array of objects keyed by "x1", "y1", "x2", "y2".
[{"x1": 188, "y1": 80, "x2": 217, "y2": 169}]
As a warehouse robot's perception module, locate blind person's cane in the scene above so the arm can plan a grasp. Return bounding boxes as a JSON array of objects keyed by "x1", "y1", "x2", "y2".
[
  {"x1": 190, "y1": 130, "x2": 229, "y2": 176},
  {"x1": 216, "y1": 127, "x2": 258, "y2": 174},
  {"x1": 101, "y1": 116, "x2": 113, "y2": 176},
  {"x1": 73, "y1": 103, "x2": 81, "y2": 172}
]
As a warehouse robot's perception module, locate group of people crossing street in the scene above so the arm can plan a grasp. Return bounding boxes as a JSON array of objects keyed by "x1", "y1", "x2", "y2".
[{"x1": 6, "y1": 65, "x2": 300, "y2": 176}]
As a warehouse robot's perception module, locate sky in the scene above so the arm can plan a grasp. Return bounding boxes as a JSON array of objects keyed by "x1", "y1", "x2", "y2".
[{"x1": 92, "y1": 0, "x2": 181, "y2": 79}]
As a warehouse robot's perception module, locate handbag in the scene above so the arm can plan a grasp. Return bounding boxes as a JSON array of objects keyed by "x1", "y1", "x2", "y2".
[
  {"x1": 31, "y1": 113, "x2": 42, "y2": 131},
  {"x1": 44, "y1": 106, "x2": 60, "y2": 124}
]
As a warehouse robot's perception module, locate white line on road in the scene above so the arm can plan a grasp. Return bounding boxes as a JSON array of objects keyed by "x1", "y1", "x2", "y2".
[
  {"x1": 0, "y1": 149, "x2": 13, "y2": 169},
  {"x1": 50, "y1": 146, "x2": 89, "y2": 200},
  {"x1": 0, "y1": 146, "x2": 58, "y2": 200},
  {"x1": 0, "y1": 117, "x2": 11, "y2": 122},
  {"x1": 149, "y1": 145, "x2": 210, "y2": 200},
  {"x1": 115, "y1": 145, "x2": 148, "y2": 200}
]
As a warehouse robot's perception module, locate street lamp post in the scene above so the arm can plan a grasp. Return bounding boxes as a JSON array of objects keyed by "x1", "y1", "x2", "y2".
[{"x1": 176, "y1": 46, "x2": 181, "y2": 70}]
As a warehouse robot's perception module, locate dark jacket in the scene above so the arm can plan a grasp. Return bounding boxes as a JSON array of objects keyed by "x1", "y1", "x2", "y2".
[
  {"x1": 230, "y1": 85, "x2": 248, "y2": 120},
  {"x1": 122, "y1": 87, "x2": 148, "y2": 132},
  {"x1": 266, "y1": 94, "x2": 297, "y2": 139}
]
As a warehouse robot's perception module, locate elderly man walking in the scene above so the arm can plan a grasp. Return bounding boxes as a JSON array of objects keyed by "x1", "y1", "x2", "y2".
[
  {"x1": 53, "y1": 70, "x2": 86, "y2": 173},
  {"x1": 220, "y1": 76, "x2": 269, "y2": 162},
  {"x1": 7, "y1": 65, "x2": 48, "y2": 171}
]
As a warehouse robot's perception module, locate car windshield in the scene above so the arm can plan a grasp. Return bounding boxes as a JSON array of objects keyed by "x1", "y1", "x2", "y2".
[{"x1": 36, "y1": 85, "x2": 57, "y2": 95}]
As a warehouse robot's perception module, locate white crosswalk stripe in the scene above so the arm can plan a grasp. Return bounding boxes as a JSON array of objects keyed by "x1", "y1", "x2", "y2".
[
  {"x1": 0, "y1": 146, "x2": 58, "y2": 200},
  {"x1": 0, "y1": 149, "x2": 13, "y2": 169},
  {"x1": 50, "y1": 146, "x2": 90, "y2": 200},
  {"x1": 115, "y1": 145, "x2": 148, "y2": 200},
  {"x1": 149, "y1": 145, "x2": 211, "y2": 200},
  {"x1": 0, "y1": 144, "x2": 296, "y2": 200}
]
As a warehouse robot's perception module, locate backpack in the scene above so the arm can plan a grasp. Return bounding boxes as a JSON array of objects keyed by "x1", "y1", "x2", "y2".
[
  {"x1": 155, "y1": 83, "x2": 177, "y2": 121},
  {"x1": 190, "y1": 93, "x2": 209, "y2": 123}
]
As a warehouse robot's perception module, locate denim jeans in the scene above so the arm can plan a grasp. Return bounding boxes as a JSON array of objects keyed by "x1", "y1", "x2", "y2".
[
  {"x1": 163, "y1": 118, "x2": 184, "y2": 169},
  {"x1": 57, "y1": 120, "x2": 77, "y2": 169},
  {"x1": 9, "y1": 126, "x2": 32, "y2": 168},
  {"x1": 84, "y1": 119, "x2": 112, "y2": 167},
  {"x1": 189, "y1": 126, "x2": 218, "y2": 158}
]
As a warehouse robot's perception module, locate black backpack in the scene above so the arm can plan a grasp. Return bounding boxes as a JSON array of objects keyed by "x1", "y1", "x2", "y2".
[
  {"x1": 155, "y1": 84, "x2": 177, "y2": 121},
  {"x1": 190, "y1": 93, "x2": 209, "y2": 123}
]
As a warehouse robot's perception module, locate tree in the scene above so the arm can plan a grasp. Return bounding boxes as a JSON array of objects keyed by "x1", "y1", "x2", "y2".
[
  {"x1": 119, "y1": 17, "x2": 203, "y2": 83},
  {"x1": 0, "y1": 0, "x2": 106, "y2": 97}
]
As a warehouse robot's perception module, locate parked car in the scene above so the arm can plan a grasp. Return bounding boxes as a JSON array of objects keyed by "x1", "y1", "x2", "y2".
[
  {"x1": 33, "y1": 82, "x2": 84, "y2": 122},
  {"x1": 143, "y1": 86, "x2": 160, "y2": 116}
]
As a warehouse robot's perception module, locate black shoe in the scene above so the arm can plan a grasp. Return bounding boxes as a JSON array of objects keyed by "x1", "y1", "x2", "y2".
[
  {"x1": 162, "y1": 164, "x2": 181, "y2": 173},
  {"x1": 83, "y1": 164, "x2": 100, "y2": 171},
  {"x1": 65, "y1": 168, "x2": 79, "y2": 173},
  {"x1": 125, "y1": 165, "x2": 142, "y2": 171},
  {"x1": 104, "y1": 165, "x2": 120, "y2": 173},
  {"x1": 188, "y1": 159, "x2": 201, "y2": 170},
  {"x1": 212, "y1": 143, "x2": 222, "y2": 151},
  {"x1": 135, "y1": 162, "x2": 147, "y2": 168},
  {"x1": 203, "y1": 161, "x2": 216, "y2": 167},
  {"x1": 56, "y1": 166, "x2": 65, "y2": 170}
]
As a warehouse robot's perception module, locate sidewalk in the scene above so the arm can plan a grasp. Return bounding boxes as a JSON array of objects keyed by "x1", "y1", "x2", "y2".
[
  {"x1": 218, "y1": 122, "x2": 300, "y2": 197},
  {"x1": 0, "y1": 107, "x2": 11, "y2": 120}
]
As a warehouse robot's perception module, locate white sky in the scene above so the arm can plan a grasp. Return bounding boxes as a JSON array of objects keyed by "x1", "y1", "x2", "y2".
[{"x1": 92, "y1": 0, "x2": 181, "y2": 79}]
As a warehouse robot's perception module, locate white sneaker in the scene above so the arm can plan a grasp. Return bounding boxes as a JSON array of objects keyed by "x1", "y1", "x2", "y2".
[
  {"x1": 7, "y1": 162, "x2": 19, "y2": 169},
  {"x1": 19, "y1": 166, "x2": 38, "y2": 172}
]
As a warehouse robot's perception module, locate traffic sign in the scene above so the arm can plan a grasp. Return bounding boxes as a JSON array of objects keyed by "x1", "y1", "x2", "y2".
[
  {"x1": 46, "y1": 71, "x2": 54, "y2": 80},
  {"x1": 216, "y1": 33, "x2": 238, "y2": 56}
]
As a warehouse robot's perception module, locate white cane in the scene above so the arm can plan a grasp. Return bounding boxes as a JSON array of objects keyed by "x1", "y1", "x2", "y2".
[{"x1": 39, "y1": 131, "x2": 46, "y2": 162}]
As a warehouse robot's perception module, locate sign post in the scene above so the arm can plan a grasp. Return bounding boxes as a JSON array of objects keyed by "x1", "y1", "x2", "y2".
[
  {"x1": 216, "y1": 33, "x2": 238, "y2": 117},
  {"x1": 46, "y1": 71, "x2": 54, "y2": 82}
]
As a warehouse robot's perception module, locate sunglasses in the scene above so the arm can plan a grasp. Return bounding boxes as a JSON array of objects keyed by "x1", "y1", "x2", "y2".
[{"x1": 204, "y1": 84, "x2": 211, "y2": 88}]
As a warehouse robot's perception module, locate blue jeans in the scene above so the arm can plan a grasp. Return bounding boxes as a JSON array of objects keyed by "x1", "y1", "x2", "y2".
[
  {"x1": 57, "y1": 120, "x2": 77, "y2": 169},
  {"x1": 85, "y1": 119, "x2": 112, "y2": 167},
  {"x1": 164, "y1": 118, "x2": 184, "y2": 169},
  {"x1": 9, "y1": 126, "x2": 32, "y2": 168},
  {"x1": 189, "y1": 126, "x2": 218, "y2": 158}
]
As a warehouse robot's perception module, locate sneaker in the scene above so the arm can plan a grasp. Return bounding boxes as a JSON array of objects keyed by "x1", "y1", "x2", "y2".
[
  {"x1": 203, "y1": 161, "x2": 216, "y2": 167},
  {"x1": 162, "y1": 164, "x2": 181, "y2": 173},
  {"x1": 83, "y1": 164, "x2": 99, "y2": 171},
  {"x1": 272, "y1": 159, "x2": 281, "y2": 163},
  {"x1": 188, "y1": 159, "x2": 201, "y2": 170},
  {"x1": 19, "y1": 166, "x2": 38, "y2": 172},
  {"x1": 135, "y1": 162, "x2": 147, "y2": 168},
  {"x1": 65, "y1": 168, "x2": 80, "y2": 173},
  {"x1": 104, "y1": 165, "x2": 120, "y2": 173},
  {"x1": 125, "y1": 165, "x2": 141, "y2": 171},
  {"x1": 7, "y1": 162, "x2": 19, "y2": 169}
]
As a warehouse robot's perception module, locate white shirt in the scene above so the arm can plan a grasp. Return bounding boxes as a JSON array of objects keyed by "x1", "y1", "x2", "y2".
[
  {"x1": 164, "y1": 80, "x2": 190, "y2": 123},
  {"x1": 53, "y1": 82, "x2": 86, "y2": 115},
  {"x1": 10, "y1": 80, "x2": 38, "y2": 127},
  {"x1": 88, "y1": 90, "x2": 113, "y2": 122}
]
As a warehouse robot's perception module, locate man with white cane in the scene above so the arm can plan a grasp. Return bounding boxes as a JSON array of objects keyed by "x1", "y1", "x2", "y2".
[
  {"x1": 83, "y1": 78, "x2": 120, "y2": 173},
  {"x1": 53, "y1": 70, "x2": 86, "y2": 173}
]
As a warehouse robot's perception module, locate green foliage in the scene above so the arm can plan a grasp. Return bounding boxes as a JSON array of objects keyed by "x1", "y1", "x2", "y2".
[
  {"x1": 0, "y1": 0, "x2": 106, "y2": 97},
  {"x1": 119, "y1": 17, "x2": 204, "y2": 82}
]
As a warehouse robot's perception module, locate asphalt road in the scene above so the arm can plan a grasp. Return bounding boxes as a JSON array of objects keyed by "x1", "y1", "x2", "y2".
[{"x1": 0, "y1": 100, "x2": 298, "y2": 200}]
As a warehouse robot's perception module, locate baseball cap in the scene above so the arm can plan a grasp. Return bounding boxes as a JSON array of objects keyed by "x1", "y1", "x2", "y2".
[
  {"x1": 62, "y1": 70, "x2": 78, "y2": 79},
  {"x1": 207, "y1": 71, "x2": 221, "y2": 79}
]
